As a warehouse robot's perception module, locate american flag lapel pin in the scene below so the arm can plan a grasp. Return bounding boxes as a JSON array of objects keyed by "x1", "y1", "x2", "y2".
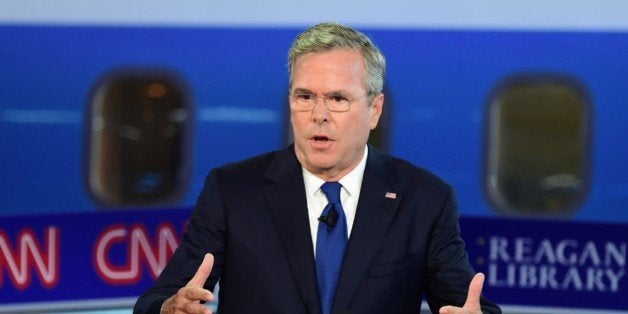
[{"x1": 385, "y1": 192, "x2": 397, "y2": 199}]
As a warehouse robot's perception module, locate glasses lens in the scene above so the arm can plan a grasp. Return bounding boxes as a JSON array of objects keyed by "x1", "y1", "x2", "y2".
[
  {"x1": 291, "y1": 93, "x2": 360, "y2": 112},
  {"x1": 292, "y1": 92, "x2": 317, "y2": 111}
]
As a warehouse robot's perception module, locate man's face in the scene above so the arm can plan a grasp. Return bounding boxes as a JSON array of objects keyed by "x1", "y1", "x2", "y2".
[{"x1": 290, "y1": 49, "x2": 383, "y2": 181}]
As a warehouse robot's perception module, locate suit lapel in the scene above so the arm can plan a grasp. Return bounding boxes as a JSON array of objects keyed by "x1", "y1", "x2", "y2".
[
  {"x1": 262, "y1": 146, "x2": 321, "y2": 313},
  {"x1": 333, "y1": 147, "x2": 403, "y2": 311}
]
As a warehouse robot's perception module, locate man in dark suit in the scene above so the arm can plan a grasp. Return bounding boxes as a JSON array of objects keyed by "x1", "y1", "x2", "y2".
[{"x1": 135, "y1": 22, "x2": 501, "y2": 314}]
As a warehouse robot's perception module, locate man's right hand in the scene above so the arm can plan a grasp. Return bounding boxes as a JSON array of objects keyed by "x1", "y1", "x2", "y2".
[{"x1": 160, "y1": 253, "x2": 215, "y2": 314}]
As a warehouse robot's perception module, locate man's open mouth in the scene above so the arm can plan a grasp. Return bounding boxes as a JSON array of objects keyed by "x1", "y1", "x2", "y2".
[{"x1": 312, "y1": 136, "x2": 330, "y2": 142}]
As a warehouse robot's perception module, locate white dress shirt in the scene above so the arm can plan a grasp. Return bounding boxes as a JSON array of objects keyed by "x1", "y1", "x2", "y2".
[{"x1": 302, "y1": 146, "x2": 368, "y2": 255}]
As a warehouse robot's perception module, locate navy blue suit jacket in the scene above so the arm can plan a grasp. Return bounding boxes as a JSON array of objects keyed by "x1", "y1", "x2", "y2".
[{"x1": 134, "y1": 145, "x2": 500, "y2": 313}]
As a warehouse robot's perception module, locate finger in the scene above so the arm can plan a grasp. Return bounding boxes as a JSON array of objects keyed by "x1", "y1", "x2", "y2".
[
  {"x1": 463, "y1": 272, "x2": 485, "y2": 310},
  {"x1": 187, "y1": 253, "x2": 214, "y2": 288},
  {"x1": 160, "y1": 295, "x2": 175, "y2": 314},
  {"x1": 438, "y1": 305, "x2": 456, "y2": 314},
  {"x1": 185, "y1": 302, "x2": 213, "y2": 314},
  {"x1": 178, "y1": 286, "x2": 214, "y2": 302}
]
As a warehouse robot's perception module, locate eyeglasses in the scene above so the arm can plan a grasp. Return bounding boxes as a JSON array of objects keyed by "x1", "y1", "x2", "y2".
[{"x1": 290, "y1": 91, "x2": 369, "y2": 112}]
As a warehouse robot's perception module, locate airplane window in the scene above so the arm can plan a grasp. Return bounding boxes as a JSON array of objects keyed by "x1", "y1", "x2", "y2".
[
  {"x1": 368, "y1": 88, "x2": 392, "y2": 152},
  {"x1": 88, "y1": 70, "x2": 190, "y2": 207},
  {"x1": 485, "y1": 74, "x2": 591, "y2": 216}
]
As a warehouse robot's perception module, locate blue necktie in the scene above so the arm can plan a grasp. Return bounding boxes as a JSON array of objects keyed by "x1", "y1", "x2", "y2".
[{"x1": 316, "y1": 182, "x2": 347, "y2": 314}]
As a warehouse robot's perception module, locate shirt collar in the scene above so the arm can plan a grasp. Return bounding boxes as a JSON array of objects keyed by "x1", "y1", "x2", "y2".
[{"x1": 302, "y1": 146, "x2": 368, "y2": 196}]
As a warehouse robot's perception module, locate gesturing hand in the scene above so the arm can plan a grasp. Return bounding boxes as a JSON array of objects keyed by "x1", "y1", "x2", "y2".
[
  {"x1": 161, "y1": 253, "x2": 215, "y2": 314},
  {"x1": 439, "y1": 273, "x2": 485, "y2": 314}
]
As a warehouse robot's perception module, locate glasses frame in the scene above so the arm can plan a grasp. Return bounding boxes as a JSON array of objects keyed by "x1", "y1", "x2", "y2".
[{"x1": 289, "y1": 91, "x2": 371, "y2": 112}]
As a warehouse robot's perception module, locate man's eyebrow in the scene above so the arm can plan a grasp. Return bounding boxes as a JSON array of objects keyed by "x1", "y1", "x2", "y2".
[
  {"x1": 292, "y1": 88, "x2": 314, "y2": 94},
  {"x1": 324, "y1": 90, "x2": 350, "y2": 97},
  {"x1": 292, "y1": 88, "x2": 351, "y2": 96}
]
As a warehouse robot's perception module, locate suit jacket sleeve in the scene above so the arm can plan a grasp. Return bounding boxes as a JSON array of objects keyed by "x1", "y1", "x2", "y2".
[
  {"x1": 134, "y1": 169, "x2": 226, "y2": 314},
  {"x1": 424, "y1": 187, "x2": 500, "y2": 313}
]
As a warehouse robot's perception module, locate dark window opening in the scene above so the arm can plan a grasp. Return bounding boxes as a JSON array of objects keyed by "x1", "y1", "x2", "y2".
[
  {"x1": 87, "y1": 69, "x2": 191, "y2": 207},
  {"x1": 368, "y1": 87, "x2": 392, "y2": 152},
  {"x1": 485, "y1": 74, "x2": 591, "y2": 216}
]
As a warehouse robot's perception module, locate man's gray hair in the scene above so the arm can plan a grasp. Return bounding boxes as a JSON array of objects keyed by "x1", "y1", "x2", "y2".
[{"x1": 288, "y1": 22, "x2": 386, "y2": 97}]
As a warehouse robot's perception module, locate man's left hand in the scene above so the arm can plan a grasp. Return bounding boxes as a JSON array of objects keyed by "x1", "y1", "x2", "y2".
[{"x1": 439, "y1": 272, "x2": 485, "y2": 314}]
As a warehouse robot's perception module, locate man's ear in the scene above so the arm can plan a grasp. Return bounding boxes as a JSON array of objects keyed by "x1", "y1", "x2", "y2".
[{"x1": 369, "y1": 93, "x2": 384, "y2": 130}]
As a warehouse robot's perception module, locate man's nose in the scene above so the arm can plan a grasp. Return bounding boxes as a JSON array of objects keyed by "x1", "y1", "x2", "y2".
[{"x1": 311, "y1": 98, "x2": 330, "y2": 123}]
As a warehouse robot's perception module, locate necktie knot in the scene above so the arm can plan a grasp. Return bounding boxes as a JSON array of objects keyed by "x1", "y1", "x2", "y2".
[{"x1": 321, "y1": 181, "x2": 342, "y2": 204}]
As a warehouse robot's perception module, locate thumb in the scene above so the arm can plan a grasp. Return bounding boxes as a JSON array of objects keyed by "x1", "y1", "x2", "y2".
[
  {"x1": 186, "y1": 253, "x2": 214, "y2": 288},
  {"x1": 463, "y1": 272, "x2": 485, "y2": 310}
]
